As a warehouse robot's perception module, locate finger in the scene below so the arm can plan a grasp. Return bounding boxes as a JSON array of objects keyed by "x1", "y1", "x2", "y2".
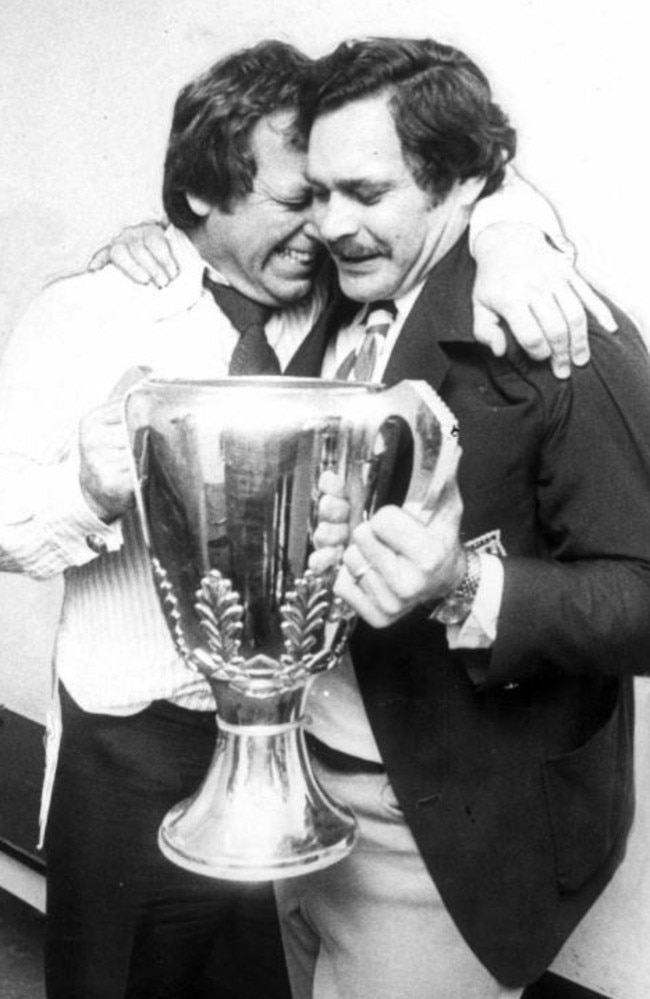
[
  {"x1": 126, "y1": 227, "x2": 180, "y2": 286},
  {"x1": 81, "y1": 397, "x2": 134, "y2": 439},
  {"x1": 349, "y1": 519, "x2": 402, "y2": 565},
  {"x1": 357, "y1": 507, "x2": 447, "y2": 572},
  {"x1": 528, "y1": 296, "x2": 571, "y2": 379},
  {"x1": 349, "y1": 518, "x2": 424, "y2": 601},
  {"x1": 334, "y1": 565, "x2": 395, "y2": 629},
  {"x1": 472, "y1": 303, "x2": 507, "y2": 357},
  {"x1": 88, "y1": 246, "x2": 110, "y2": 272},
  {"x1": 103, "y1": 243, "x2": 156, "y2": 285},
  {"x1": 552, "y1": 285, "x2": 590, "y2": 366},
  {"x1": 317, "y1": 469, "x2": 347, "y2": 498},
  {"x1": 308, "y1": 545, "x2": 344, "y2": 574},
  {"x1": 109, "y1": 243, "x2": 170, "y2": 289},
  {"x1": 568, "y1": 272, "x2": 617, "y2": 333},
  {"x1": 108, "y1": 365, "x2": 153, "y2": 402},
  {"x1": 312, "y1": 520, "x2": 349, "y2": 549},
  {"x1": 498, "y1": 305, "x2": 551, "y2": 361},
  {"x1": 85, "y1": 400, "x2": 126, "y2": 426},
  {"x1": 317, "y1": 492, "x2": 350, "y2": 523}
]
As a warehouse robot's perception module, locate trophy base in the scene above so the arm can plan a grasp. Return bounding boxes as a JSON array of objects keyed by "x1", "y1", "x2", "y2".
[
  {"x1": 157, "y1": 707, "x2": 359, "y2": 881},
  {"x1": 158, "y1": 818, "x2": 357, "y2": 882}
]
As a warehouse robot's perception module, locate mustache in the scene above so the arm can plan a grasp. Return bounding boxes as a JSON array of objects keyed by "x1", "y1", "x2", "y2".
[{"x1": 326, "y1": 237, "x2": 386, "y2": 260}]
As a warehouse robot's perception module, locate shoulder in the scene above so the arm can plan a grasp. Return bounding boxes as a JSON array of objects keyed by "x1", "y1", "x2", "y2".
[
  {"x1": 588, "y1": 301, "x2": 650, "y2": 378},
  {"x1": 26, "y1": 264, "x2": 163, "y2": 322},
  {"x1": 9, "y1": 263, "x2": 191, "y2": 363},
  {"x1": 2, "y1": 266, "x2": 172, "y2": 387},
  {"x1": 495, "y1": 301, "x2": 650, "y2": 435}
]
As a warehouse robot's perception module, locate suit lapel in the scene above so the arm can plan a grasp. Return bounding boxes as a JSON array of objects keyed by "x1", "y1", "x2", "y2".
[
  {"x1": 382, "y1": 234, "x2": 477, "y2": 390},
  {"x1": 287, "y1": 234, "x2": 477, "y2": 382}
]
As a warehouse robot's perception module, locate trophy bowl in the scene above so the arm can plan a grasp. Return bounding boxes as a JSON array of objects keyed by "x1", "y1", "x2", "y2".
[{"x1": 125, "y1": 376, "x2": 457, "y2": 880}]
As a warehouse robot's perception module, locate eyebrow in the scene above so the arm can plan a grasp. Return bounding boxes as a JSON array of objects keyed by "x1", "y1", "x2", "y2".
[
  {"x1": 307, "y1": 175, "x2": 395, "y2": 196},
  {"x1": 259, "y1": 180, "x2": 313, "y2": 204},
  {"x1": 343, "y1": 179, "x2": 394, "y2": 195}
]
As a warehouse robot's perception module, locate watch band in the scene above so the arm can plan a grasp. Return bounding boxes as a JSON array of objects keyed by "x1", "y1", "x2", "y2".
[{"x1": 430, "y1": 547, "x2": 482, "y2": 626}]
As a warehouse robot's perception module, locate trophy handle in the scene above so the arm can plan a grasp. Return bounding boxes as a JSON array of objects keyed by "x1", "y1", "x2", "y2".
[{"x1": 376, "y1": 379, "x2": 460, "y2": 521}]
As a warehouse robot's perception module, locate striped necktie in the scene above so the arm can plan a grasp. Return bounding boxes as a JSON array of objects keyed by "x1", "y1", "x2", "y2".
[
  {"x1": 336, "y1": 300, "x2": 397, "y2": 382},
  {"x1": 203, "y1": 272, "x2": 281, "y2": 375}
]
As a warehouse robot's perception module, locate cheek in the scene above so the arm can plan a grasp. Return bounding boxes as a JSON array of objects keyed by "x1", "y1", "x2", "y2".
[
  {"x1": 393, "y1": 222, "x2": 427, "y2": 263},
  {"x1": 371, "y1": 206, "x2": 419, "y2": 260}
]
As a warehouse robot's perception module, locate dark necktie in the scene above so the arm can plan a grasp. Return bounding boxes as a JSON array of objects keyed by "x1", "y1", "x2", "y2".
[
  {"x1": 335, "y1": 300, "x2": 397, "y2": 382},
  {"x1": 203, "y1": 272, "x2": 281, "y2": 375}
]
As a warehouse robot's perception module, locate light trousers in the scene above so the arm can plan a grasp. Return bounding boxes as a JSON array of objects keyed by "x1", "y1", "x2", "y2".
[{"x1": 276, "y1": 761, "x2": 524, "y2": 999}]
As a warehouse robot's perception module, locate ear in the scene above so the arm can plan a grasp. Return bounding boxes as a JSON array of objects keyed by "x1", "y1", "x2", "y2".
[{"x1": 186, "y1": 192, "x2": 211, "y2": 218}]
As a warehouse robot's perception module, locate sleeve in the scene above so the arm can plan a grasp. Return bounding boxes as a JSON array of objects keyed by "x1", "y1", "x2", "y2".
[
  {"x1": 0, "y1": 282, "x2": 124, "y2": 579},
  {"x1": 487, "y1": 315, "x2": 650, "y2": 684},
  {"x1": 468, "y1": 165, "x2": 571, "y2": 256}
]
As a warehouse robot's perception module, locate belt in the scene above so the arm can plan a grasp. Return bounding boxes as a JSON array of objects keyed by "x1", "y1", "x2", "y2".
[{"x1": 304, "y1": 731, "x2": 386, "y2": 775}]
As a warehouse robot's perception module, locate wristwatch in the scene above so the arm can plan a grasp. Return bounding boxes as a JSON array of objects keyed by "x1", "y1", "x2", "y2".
[{"x1": 430, "y1": 547, "x2": 482, "y2": 626}]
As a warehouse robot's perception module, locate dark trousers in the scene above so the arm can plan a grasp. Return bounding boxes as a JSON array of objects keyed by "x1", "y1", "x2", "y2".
[{"x1": 44, "y1": 685, "x2": 291, "y2": 999}]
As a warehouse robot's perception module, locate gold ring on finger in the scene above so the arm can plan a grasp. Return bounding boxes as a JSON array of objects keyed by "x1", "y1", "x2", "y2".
[{"x1": 352, "y1": 562, "x2": 371, "y2": 584}]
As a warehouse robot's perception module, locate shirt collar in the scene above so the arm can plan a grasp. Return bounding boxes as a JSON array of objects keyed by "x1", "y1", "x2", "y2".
[
  {"x1": 150, "y1": 226, "x2": 326, "y2": 330},
  {"x1": 392, "y1": 281, "x2": 426, "y2": 325}
]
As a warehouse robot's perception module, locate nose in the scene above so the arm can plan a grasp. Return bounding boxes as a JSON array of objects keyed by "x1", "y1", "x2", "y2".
[
  {"x1": 314, "y1": 193, "x2": 359, "y2": 244},
  {"x1": 302, "y1": 218, "x2": 321, "y2": 242}
]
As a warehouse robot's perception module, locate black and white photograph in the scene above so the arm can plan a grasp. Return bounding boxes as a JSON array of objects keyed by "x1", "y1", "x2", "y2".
[{"x1": 0, "y1": 3, "x2": 648, "y2": 998}]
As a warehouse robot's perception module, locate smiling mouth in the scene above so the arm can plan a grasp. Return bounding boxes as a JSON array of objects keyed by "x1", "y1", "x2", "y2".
[{"x1": 276, "y1": 247, "x2": 318, "y2": 268}]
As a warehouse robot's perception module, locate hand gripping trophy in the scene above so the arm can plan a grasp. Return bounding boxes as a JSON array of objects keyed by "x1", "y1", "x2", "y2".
[{"x1": 125, "y1": 376, "x2": 458, "y2": 881}]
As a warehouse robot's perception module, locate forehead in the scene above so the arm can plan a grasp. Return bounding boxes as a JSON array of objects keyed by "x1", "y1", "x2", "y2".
[
  {"x1": 250, "y1": 110, "x2": 308, "y2": 186},
  {"x1": 307, "y1": 94, "x2": 408, "y2": 182}
]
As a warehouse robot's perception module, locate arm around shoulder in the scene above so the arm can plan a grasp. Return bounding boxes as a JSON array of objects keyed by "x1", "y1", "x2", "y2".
[{"x1": 489, "y1": 319, "x2": 650, "y2": 684}]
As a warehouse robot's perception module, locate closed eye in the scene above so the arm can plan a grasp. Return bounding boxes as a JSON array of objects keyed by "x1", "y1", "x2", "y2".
[
  {"x1": 342, "y1": 182, "x2": 390, "y2": 206},
  {"x1": 280, "y1": 193, "x2": 314, "y2": 212}
]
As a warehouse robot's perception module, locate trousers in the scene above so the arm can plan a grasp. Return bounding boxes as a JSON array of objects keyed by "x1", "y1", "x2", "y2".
[
  {"x1": 276, "y1": 760, "x2": 524, "y2": 999},
  {"x1": 44, "y1": 684, "x2": 291, "y2": 999}
]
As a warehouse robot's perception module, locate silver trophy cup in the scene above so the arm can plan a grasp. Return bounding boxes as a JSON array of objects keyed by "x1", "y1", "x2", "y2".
[{"x1": 125, "y1": 377, "x2": 457, "y2": 881}]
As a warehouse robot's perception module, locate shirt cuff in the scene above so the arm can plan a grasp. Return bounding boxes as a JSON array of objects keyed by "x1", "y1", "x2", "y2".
[
  {"x1": 446, "y1": 553, "x2": 504, "y2": 649},
  {"x1": 47, "y1": 457, "x2": 124, "y2": 565},
  {"x1": 468, "y1": 166, "x2": 567, "y2": 255}
]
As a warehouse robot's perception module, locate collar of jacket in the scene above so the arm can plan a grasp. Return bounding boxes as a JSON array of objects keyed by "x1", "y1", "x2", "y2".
[{"x1": 382, "y1": 231, "x2": 479, "y2": 391}]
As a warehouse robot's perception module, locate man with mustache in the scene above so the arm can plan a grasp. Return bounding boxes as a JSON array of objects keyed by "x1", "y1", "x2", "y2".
[
  {"x1": 268, "y1": 36, "x2": 650, "y2": 999},
  {"x1": 0, "y1": 37, "x2": 618, "y2": 999}
]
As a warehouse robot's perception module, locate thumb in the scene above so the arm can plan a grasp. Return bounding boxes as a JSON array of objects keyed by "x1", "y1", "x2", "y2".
[
  {"x1": 88, "y1": 246, "x2": 110, "y2": 272},
  {"x1": 108, "y1": 365, "x2": 153, "y2": 402},
  {"x1": 472, "y1": 302, "x2": 507, "y2": 356}
]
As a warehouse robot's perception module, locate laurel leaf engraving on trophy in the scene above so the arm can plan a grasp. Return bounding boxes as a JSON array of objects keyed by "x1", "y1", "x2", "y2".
[
  {"x1": 151, "y1": 558, "x2": 194, "y2": 663},
  {"x1": 195, "y1": 570, "x2": 245, "y2": 668},
  {"x1": 280, "y1": 570, "x2": 333, "y2": 664}
]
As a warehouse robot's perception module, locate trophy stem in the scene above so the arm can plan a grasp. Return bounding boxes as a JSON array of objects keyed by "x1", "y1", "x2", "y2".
[{"x1": 158, "y1": 680, "x2": 357, "y2": 881}]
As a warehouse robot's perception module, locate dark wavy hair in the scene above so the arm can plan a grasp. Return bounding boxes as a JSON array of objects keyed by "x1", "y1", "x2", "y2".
[
  {"x1": 300, "y1": 37, "x2": 516, "y2": 200},
  {"x1": 163, "y1": 40, "x2": 313, "y2": 229}
]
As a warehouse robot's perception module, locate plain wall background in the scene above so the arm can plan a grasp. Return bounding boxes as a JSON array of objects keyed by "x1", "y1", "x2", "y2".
[{"x1": 0, "y1": 2, "x2": 648, "y2": 995}]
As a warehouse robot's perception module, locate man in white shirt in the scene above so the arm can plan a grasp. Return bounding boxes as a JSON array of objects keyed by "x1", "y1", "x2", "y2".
[
  {"x1": 272, "y1": 35, "x2": 650, "y2": 999},
  {"x1": 0, "y1": 37, "x2": 617, "y2": 999}
]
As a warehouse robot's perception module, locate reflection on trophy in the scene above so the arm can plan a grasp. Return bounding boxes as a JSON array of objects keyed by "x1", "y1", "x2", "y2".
[{"x1": 125, "y1": 377, "x2": 457, "y2": 881}]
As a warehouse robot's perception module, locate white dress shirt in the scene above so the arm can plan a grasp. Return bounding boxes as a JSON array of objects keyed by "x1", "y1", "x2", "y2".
[
  {"x1": 0, "y1": 227, "x2": 323, "y2": 714},
  {"x1": 310, "y1": 252, "x2": 505, "y2": 763}
]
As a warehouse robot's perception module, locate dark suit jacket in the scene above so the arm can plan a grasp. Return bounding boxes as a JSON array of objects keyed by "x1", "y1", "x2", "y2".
[{"x1": 289, "y1": 235, "x2": 650, "y2": 986}]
